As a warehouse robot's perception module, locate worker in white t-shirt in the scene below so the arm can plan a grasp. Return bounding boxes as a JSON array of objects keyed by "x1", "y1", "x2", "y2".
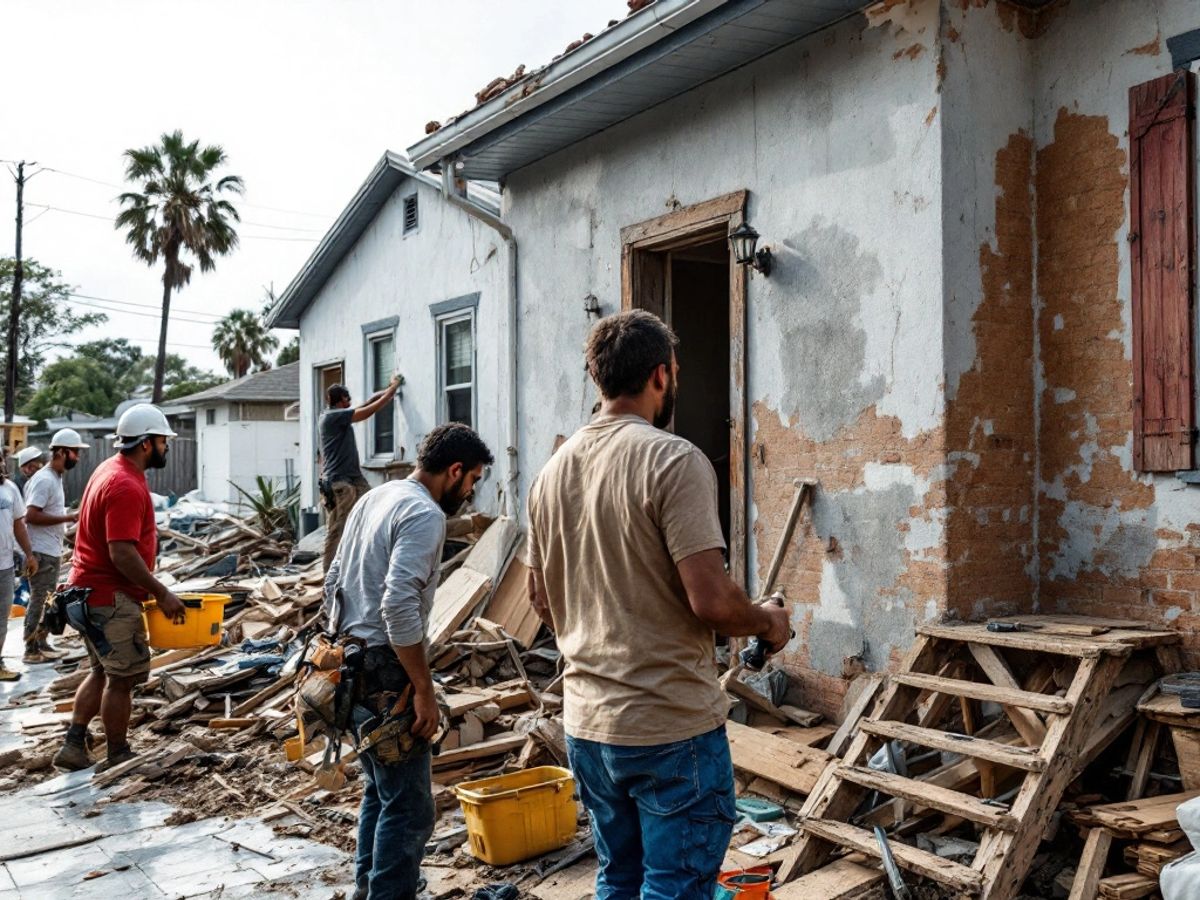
[{"x1": 0, "y1": 459, "x2": 38, "y2": 681}]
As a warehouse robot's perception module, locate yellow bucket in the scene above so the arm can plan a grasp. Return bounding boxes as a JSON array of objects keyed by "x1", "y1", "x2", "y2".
[
  {"x1": 454, "y1": 766, "x2": 578, "y2": 865},
  {"x1": 8, "y1": 604, "x2": 24, "y2": 619},
  {"x1": 143, "y1": 593, "x2": 229, "y2": 649}
]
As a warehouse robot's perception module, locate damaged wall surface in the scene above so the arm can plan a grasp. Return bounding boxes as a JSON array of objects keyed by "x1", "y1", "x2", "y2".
[{"x1": 502, "y1": 0, "x2": 1200, "y2": 715}]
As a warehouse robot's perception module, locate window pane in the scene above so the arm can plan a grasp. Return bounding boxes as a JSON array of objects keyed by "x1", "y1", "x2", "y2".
[
  {"x1": 444, "y1": 319, "x2": 472, "y2": 387},
  {"x1": 371, "y1": 335, "x2": 394, "y2": 455},
  {"x1": 372, "y1": 336, "x2": 394, "y2": 390},
  {"x1": 446, "y1": 387, "x2": 472, "y2": 427}
]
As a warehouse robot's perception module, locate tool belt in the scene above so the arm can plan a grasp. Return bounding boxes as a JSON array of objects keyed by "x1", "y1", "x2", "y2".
[
  {"x1": 57, "y1": 587, "x2": 111, "y2": 655},
  {"x1": 317, "y1": 478, "x2": 336, "y2": 511},
  {"x1": 296, "y1": 630, "x2": 364, "y2": 731}
]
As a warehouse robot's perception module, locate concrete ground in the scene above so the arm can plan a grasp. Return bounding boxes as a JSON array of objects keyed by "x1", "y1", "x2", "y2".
[{"x1": 0, "y1": 621, "x2": 356, "y2": 899}]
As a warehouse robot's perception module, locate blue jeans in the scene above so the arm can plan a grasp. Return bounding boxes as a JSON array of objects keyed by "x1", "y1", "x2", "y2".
[
  {"x1": 566, "y1": 726, "x2": 736, "y2": 900},
  {"x1": 353, "y1": 709, "x2": 435, "y2": 900}
]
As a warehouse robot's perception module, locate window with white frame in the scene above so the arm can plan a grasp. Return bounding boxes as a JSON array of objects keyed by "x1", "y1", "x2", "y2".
[
  {"x1": 438, "y1": 312, "x2": 474, "y2": 427},
  {"x1": 368, "y1": 332, "x2": 395, "y2": 456}
]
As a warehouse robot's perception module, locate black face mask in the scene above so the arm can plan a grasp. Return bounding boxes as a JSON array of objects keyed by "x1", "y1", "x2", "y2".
[
  {"x1": 148, "y1": 442, "x2": 169, "y2": 470},
  {"x1": 438, "y1": 473, "x2": 469, "y2": 516}
]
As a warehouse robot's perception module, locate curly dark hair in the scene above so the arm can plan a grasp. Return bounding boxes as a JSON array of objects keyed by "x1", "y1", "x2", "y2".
[
  {"x1": 417, "y1": 423, "x2": 494, "y2": 474},
  {"x1": 585, "y1": 309, "x2": 678, "y2": 400},
  {"x1": 326, "y1": 384, "x2": 350, "y2": 406}
]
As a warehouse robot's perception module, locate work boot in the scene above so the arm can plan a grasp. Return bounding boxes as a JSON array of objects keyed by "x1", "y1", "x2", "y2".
[
  {"x1": 37, "y1": 640, "x2": 64, "y2": 659},
  {"x1": 52, "y1": 740, "x2": 92, "y2": 771},
  {"x1": 93, "y1": 744, "x2": 137, "y2": 774},
  {"x1": 0, "y1": 666, "x2": 18, "y2": 682},
  {"x1": 23, "y1": 643, "x2": 52, "y2": 665}
]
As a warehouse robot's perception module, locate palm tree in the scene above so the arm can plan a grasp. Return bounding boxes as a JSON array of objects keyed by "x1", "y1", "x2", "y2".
[
  {"x1": 115, "y1": 131, "x2": 243, "y2": 402},
  {"x1": 212, "y1": 308, "x2": 279, "y2": 378}
]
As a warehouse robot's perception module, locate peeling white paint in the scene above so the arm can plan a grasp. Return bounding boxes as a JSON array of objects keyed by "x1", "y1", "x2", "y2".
[{"x1": 1053, "y1": 388, "x2": 1076, "y2": 404}]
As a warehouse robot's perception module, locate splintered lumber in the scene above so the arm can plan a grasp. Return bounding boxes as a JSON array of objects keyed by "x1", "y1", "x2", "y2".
[
  {"x1": 432, "y1": 732, "x2": 526, "y2": 769},
  {"x1": 725, "y1": 721, "x2": 833, "y2": 795},
  {"x1": 799, "y1": 817, "x2": 983, "y2": 894},
  {"x1": 968, "y1": 644, "x2": 1048, "y2": 745},
  {"x1": 859, "y1": 719, "x2": 1047, "y2": 772},
  {"x1": 770, "y1": 858, "x2": 884, "y2": 900},
  {"x1": 1067, "y1": 828, "x2": 1113, "y2": 900},
  {"x1": 723, "y1": 675, "x2": 822, "y2": 727},
  {"x1": 1097, "y1": 873, "x2": 1158, "y2": 899},
  {"x1": 1071, "y1": 790, "x2": 1200, "y2": 838},
  {"x1": 443, "y1": 681, "x2": 533, "y2": 717},
  {"x1": 892, "y1": 671, "x2": 1072, "y2": 715},
  {"x1": 837, "y1": 765, "x2": 1019, "y2": 831},
  {"x1": 208, "y1": 718, "x2": 257, "y2": 730},
  {"x1": 826, "y1": 674, "x2": 884, "y2": 757},
  {"x1": 481, "y1": 540, "x2": 542, "y2": 648},
  {"x1": 427, "y1": 567, "x2": 492, "y2": 647},
  {"x1": 918, "y1": 624, "x2": 1123, "y2": 658}
]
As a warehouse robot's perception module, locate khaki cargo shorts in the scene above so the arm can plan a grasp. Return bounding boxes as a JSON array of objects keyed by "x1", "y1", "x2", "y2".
[{"x1": 85, "y1": 591, "x2": 151, "y2": 684}]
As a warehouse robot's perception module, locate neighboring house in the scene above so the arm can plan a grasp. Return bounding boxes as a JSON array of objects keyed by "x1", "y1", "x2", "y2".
[
  {"x1": 405, "y1": 0, "x2": 1200, "y2": 716},
  {"x1": 264, "y1": 152, "x2": 507, "y2": 519},
  {"x1": 172, "y1": 363, "x2": 301, "y2": 505}
]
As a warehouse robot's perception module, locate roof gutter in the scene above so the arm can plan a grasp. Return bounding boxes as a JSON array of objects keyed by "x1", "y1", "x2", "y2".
[
  {"x1": 440, "y1": 165, "x2": 521, "y2": 519},
  {"x1": 408, "y1": 0, "x2": 725, "y2": 170}
]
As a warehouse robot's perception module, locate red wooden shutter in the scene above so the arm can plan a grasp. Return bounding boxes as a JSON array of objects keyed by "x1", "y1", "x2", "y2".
[{"x1": 1130, "y1": 70, "x2": 1196, "y2": 472}]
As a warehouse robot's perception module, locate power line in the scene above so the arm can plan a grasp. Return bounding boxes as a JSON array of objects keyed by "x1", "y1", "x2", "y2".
[
  {"x1": 67, "y1": 296, "x2": 220, "y2": 326},
  {"x1": 25, "y1": 202, "x2": 320, "y2": 241},
  {"x1": 68, "y1": 291, "x2": 223, "y2": 321},
  {"x1": 38, "y1": 165, "x2": 333, "y2": 221}
]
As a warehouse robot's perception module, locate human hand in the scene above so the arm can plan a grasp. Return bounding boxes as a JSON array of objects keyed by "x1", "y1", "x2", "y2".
[
  {"x1": 759, "y1": 600, "x2": 791, "y2": 654},
  {"x1": 157, "y1": 590, "x2": 187, "y2": 624},
  {"x1": 67, "y1": 510, "x2": 80, "y2": 523},
  {"x1": 23, "y1": 555, "x2": 38, "y2": 578},
  {"x1": 412, "y1": 685, "x2": 439, "y2": 741}
]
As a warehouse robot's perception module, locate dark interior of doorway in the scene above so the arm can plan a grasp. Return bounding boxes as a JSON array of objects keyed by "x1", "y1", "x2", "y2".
[{"x1": 669, "y1": 239, "x2": 731, "y2": 546}]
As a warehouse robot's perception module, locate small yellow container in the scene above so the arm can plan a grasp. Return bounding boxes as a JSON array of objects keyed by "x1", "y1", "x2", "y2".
[
  {"x1": 8, "y1": 604, "x2": 24, "y2": 619},
  {"x1": 454, "y1": 766, "x2": 578, "y2": 865},
  {"x1": 143, "y1": 593, "x2": 229, "y2": 649},
  {"x1": 283, "y1": 735, "x2": 306, "y2": 762}
]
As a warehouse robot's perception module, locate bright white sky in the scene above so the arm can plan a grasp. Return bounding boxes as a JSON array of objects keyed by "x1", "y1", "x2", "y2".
[{"x1": 1, "y1": 0, "x2": 618, "y2": 379}]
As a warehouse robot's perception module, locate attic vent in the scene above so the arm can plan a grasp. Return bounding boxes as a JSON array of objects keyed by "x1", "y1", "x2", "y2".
[{"x1": 403, "y1": 193, "x2": 419, "y2": 233}]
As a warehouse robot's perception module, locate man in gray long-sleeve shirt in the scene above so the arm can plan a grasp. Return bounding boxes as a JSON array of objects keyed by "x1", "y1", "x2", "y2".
[{"x1": 324, "y1": 422, "x2": 493, "y2": 900}]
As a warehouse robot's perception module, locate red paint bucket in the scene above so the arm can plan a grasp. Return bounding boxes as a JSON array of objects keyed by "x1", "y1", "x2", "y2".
[{"x1": 716, "y1": 866, "x2": 773, "y2": 897}]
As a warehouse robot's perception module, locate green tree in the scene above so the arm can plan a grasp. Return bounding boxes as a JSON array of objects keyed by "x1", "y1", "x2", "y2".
[
  {"x1": 0, "y1": 259, "x2": 106, "y2": 411},
  {"x1": 212, "y1": 308, "x2": 279, "y2": 378},
  {"x1": 115, "y1": 130, "x2": 244, "y2": 403},
  {"x1": 24, "y1": 338, "x2": 222, "y2": 419},
  {"x1": 277, "y1": 336, "x2": 299, "y2": 367}
]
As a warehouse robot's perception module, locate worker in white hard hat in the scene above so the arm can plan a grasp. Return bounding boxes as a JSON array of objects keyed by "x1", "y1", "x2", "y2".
[
  {"x1": 22, "y1": 428, "x2": 90, "y2": 663},
  {"x1": 12, "y1": 445, "x2": 45, "y2": 493},
  {"x1": 53, "y1": 405, "x2": 186, "y2": 772}
]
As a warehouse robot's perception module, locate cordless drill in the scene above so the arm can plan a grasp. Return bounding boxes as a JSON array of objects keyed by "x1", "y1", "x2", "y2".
[{"x1": 738, "y1": 591, "x2": 792, "y2": 671}]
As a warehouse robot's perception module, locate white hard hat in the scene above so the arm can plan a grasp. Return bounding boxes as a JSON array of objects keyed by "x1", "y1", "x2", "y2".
[
  {"x1": 111, "y1": 404, "x2": 177, "y2": 449},
  {"x1": 15, "y1": 446, "x2": 43, "y2": 467},
  {"x1": 49, "y1": 428, "x2": 89, "y2": 450}
]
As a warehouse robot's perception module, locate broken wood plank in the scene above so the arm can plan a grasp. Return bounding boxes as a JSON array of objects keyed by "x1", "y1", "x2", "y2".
[
  {"x1": 481, "y1": 537, "x2": 542, "y2": 648},
  {"x1": 967, "y1": 643, "x2": 1048, "y2": 746},
  {"x1": 427, "y1": 567, "x2": 492, "y2": 648},
  {"x1": 1068, "y1": 828, "x2": 1113, "y2": 900},
  {"x1": 726, "y1": 721, "x2": 834, "y2": 795},
  {"x1": 723, "y1": 675, "x2": 822, "y2": 726},
  {"x1": 771, "y1": 858, "x2": 884, "y2": 900},
  {"x1": 891, "y1": 671, "x2": 1072, "y2": 715},
  {"x1": 1097, "y1": 872, "x2": 1158, "y2": 899},
  {"x1": 826, "y1": 674, "x2": 884, "y2": 757},
  {"x1": 859, "y1": 719, "x2": 1046, "y2": 772},
  {"x1": 208, "y1": 718, "x2": 257, "y2": 730},
  {"x1": 431, "y1": 732, "x2": 525, "y2": 769},
  {"x1": 836, "y1": 765, "x2": 1018, "y2": 831},
  {"x1": 1071, "y1": 790, "x2": 1200, "y2": 837}
]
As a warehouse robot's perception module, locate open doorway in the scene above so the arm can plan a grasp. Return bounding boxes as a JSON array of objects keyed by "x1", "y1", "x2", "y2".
[
  {"x1": 621, "y1": 192, "x2": 747, "y2": 584},
  {"x1": 313, "y1": 361, "x2": 344, "y2": 516}
]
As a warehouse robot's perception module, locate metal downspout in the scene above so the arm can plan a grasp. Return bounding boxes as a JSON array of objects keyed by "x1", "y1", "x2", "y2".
[{"x1": 440, "y1": 164, "x2": 520, "y2": 519}]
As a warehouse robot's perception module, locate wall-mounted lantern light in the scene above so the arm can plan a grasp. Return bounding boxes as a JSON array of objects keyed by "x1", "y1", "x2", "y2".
[{"x1": 729, "y1": 221, "x2": 772, "y2": 277}]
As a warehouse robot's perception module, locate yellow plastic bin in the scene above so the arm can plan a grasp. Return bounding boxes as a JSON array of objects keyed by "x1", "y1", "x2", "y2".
[
  {"x1": 143, "y1": 593, "x2": 229, "y2": 649},
  {"x1": 454, "y1": 765, "x2": 578, "y2": 865}
]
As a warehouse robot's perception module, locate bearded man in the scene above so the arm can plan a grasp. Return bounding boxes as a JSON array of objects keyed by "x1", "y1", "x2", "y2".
[{"x1": 324, "y1": 422, "x2": 493, "y2": 900}]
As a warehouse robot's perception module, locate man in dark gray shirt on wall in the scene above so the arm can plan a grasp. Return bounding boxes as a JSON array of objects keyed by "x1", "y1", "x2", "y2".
[
  {"x1": 320, "y1": 378, "x2": 400, "y2": 570},
  {"x1": 324, "y1": 423, "x2": 492, "y2": 900}
]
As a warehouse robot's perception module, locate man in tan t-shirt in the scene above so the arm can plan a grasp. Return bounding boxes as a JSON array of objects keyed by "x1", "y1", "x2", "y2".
[{"x1": 527, "y1": 309, "x2": 790, "y2": 899}]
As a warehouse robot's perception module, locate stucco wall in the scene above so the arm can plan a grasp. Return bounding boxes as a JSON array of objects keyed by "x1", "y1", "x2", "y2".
[
  {"x1": 505, "y1": 2, "x2": 949, "y2": 715},
  {"x1": 297, "y1": 177, "x2": 508, "y2": 514}
]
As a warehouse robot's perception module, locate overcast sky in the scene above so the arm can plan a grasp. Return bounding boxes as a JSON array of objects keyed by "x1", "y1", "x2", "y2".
[{"x1": 1, "y1": 0, "x2": 618, "y2": 380}]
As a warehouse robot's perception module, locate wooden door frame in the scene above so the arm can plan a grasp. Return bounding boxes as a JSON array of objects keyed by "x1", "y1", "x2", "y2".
[{"x1": 620, "y1": 190, "x2": 749, "y2": 587}]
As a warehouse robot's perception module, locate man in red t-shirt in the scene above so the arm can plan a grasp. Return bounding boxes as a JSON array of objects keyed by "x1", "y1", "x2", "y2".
[{"x1": 53, "y1": 405, "x2": 186, "y2": 773}]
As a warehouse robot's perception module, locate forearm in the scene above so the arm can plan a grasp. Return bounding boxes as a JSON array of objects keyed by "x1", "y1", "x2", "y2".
[
  {"x1": 13, "y1": 520, "x2": 33, "y2": 559},
  {"x1": 26, "y1": 508, "x2": 71, "y2": 527},
  {"x1": 109, "y1": 544, "x2": 169, "y2": 599},
  {"x1": 352, "y1": 388, "x2": 395, "y2": 422},
  {"x1": 696, "y1": 585, "x2": 775, "y2": 637},
  {"x1": 391, "y1": 642, "x2": 435, "y2": 695}
]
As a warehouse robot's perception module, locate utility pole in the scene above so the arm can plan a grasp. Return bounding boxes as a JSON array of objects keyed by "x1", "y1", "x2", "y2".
[{"x1": 5, "y1": 161, "x2": 27, "y2": 429}]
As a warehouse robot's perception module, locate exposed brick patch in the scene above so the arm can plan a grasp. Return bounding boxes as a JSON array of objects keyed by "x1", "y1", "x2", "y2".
[
  {"x1": 750, "y1": 402, "x2": 945, "y2": 718},
  {"x1": 945, "y1": 131, "x2": 1036, "y2": 620},
  {"x1": 1035, "y1": 109, "x2": 1197, "y2": 650}
]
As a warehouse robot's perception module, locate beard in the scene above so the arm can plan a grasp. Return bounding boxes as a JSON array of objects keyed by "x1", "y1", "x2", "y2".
[
  {"x1": 652, "y1": 373, "x2": 678, "y2": 430},
  {"x1": 438, "y1": 474, "x2": 470, "y2": 515},
  {"x1": 148, "y1": 444, "x2": 169, "y2": 469},
  {"x1": 63, "y1": 457, "x2": 77, "y2": 471}
]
